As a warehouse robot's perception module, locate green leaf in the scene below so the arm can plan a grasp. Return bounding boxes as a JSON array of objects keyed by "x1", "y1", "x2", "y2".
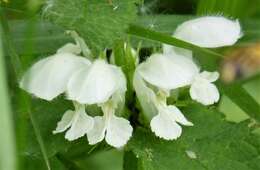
[
  {"x1": 0, "y1": 20, "x2": 17, "y2": 170},
  {"x1": 123, "y1": 151, "x2": 138, "y2": 170},
  {"x1": 23, "y1": 155, "x2": 67, "y2": 170},
  {"x1": 219, "y1": 82, "x2": 260, "y2": 122},
  {"x1": 128, "y1": 104, "x2": 260, "y2": 170},
  {"x1": 6, "y1": 19, "x2": 72, "y2": 56},
  {"x1": 43, "y1": 0, "x2": 138, "y2": 55},
  {"x1": 16, "y1": 98, "x2": 72, "y2": 159}
]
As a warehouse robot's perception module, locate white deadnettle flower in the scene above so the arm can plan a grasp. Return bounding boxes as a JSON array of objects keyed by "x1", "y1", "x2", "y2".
[
  {"x1": 134, "y1": 16, "x2": 242, "y2": 139},
  {"x1": 134, "y1": 54, "x2": 193, "y2": 140},
  {"x1": 67, "y1": 59, "x2": 133, "y2": 148},
  {"x1": 163, "y1": 16, "x2": 242, "y2": 56},
  {"x1": 20, "y1": 43, "x2": 90, "y2": 101},
  {"x1": 53, "y1": 102, "x2": 94, "y2": 141},
  {"x1": 162, "y1": 16, "x2": 242, "y2": 105},
  {"x1": 138, "y1": 53, "x2": 220, "y2": 106},
  {"x1": 20, "y1": 43, "x2": 95, "y2": 141}
]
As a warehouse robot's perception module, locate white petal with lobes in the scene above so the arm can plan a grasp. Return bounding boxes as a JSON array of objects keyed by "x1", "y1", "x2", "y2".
[
  {"x1": 151, "y1": 103, "x2": 193, "y2": 140},
  {"x1": 105, "y1": 115, "x2": 133, "y2": 148},
  {"x1": 87, "y1": 116, "x2": 106, "y2": 145},
  {"x1": 65, "y1": 107, "x2": 94, "y2": 141},
  {"x1": 87, "y1": 113, "x2": 133, "y2": 148},
  {"x1": 190, "y1": 79, "x2": 220, "y2": 105},
  {"x1": 53, "y1": 106, "x2": 94, "y2": 141},
  {"x1": 151, "y1": 111, "x2": 182, "y2": 140},
  {"x1": 19, "y1": 53, "x2": 91, "y2": 101}
]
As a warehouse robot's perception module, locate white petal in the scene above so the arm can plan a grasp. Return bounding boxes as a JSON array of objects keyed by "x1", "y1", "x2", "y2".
[
  {"x1": 199, "y1": 71, "x2": 219, "y2": 82},
  {"x1": 53, "y1": 110, "x2": 74, "y2": 134},
  {"x1": 150, "y1": 112, "x2": 182, "y2": 140},
  {"x1": 105, "y1": 115, "x2": 133, "y2": 148},
  {"x1": 57, "y1": 43, "x2": 81, "y2": 55},
  {"x1": 166, "y1": 105, "x2": 193, "y2": 126},
  {"x1": 20, "y1": 53, "x2": 91, "y2": 100},
  {"x1": 65, "y1": 107, "x2": 94, "y2": 141},
  {"x1": 138, "y1": 53, "x2": 199, "y2": 90},
  {"x1": 190, "y1": 80, "x2": 220, "y2": 105},
  {"x1": 87, "y1": 116, "x2": 106, "y2": 145},
  {"x1": 174, "y1": 16, "x2": 242, "y2": 48},
  {"x1": 133, "y1": 70, "x2": 157, "y2": 120},
  {"x1": 110, "y1": 66, "x2": 127, "y2": 111},
  {"x1": 67, "y1": 60, "x2": 120, "y2": 104}
]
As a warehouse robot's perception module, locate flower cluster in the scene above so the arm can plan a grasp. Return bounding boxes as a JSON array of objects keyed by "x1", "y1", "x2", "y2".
[
  {"x1": 20, "y1": 16, "x2": 242, "y2": 148},
  {"x1": 134, "y1": 16, "x2": 242, "y2": 140},
  {"x1": 20, "y1": 42, "x2": 132, "y2": 148}
]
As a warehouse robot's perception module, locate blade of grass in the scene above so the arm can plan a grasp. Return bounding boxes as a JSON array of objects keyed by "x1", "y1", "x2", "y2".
[
  {"x1": 1, "y1": 9, "x2": 51, "y2": 170},
  {"x1": 127, "y1": 24, "x2": 223, "y2": 58},
  {"x1": 219, "y1": 82, "x2": 260, "y2": 122},
  {"x1": 0, "y1": 15, "x2": 22, "y2": 79},
  {"x1": 28, "y1": 100, "x2": 51, "y2": 170},
  {"x1": 0, "y1": 23, "x2": 17, "y2": 170}
]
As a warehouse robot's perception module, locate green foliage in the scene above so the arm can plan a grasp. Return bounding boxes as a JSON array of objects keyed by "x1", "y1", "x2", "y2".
[
  {"x1": 43, "y1": 0, "x2": 138, "y2": 55},
  {"x1": 128, "y1": 104, "x2": 260, "y2": 170}
]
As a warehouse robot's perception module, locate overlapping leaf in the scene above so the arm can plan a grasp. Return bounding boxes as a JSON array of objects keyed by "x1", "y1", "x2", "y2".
[
  {"x1": 127, "y1": 104, "x2": 260, "y2": 170},
  {"x1": 43, "y1": 0, "x2": 138, "y2": 54}
]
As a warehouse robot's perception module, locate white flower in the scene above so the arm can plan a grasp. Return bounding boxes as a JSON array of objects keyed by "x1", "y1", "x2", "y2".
[
  {"x1": 67, "y1": 59, "x2": 133, "y2": 148},
  {"x1": 190, "y1": 71, "x2": 220, "y2": 105},
  {"x1": 53, "y1": 103, "x2": 94, "y2": 141},
  {"x1": 20, "y1": 43, "x2": 94, "y2": 141},
  {"x1": 163, "y1": 16, "x2": 242, "y2": 56},
  {"x1": 135, "y1": 52, "x2": 220, "y2": 107},
  {"x1": 134, "y1": 58, "x2": 193, "y2": 140},
  {"x1": 20, "y1": 43, "x2": 90, "y2": 101},
  {"x1": 87, "y1": 101, "x2": 133, "y2": 148},
  {"x1": 162, "y1": 16, "x2": 242, "y2": 105},
  {"x1": 134, "y1": 16, "x2": 242, "y2": 139}
]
